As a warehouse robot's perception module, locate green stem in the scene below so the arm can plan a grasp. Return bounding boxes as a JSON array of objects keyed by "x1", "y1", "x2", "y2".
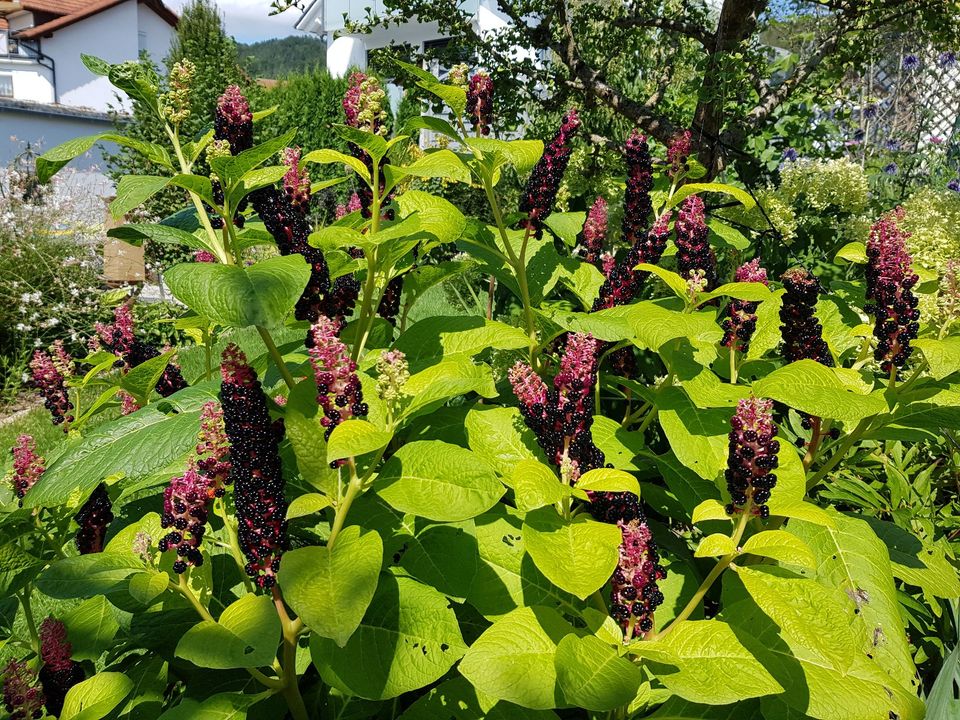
[
  {"x1": 729, "y1": 346, "x2": 738, "y2": 384},
  {"x1": 272, "y1": 587, "x2": 309, "y2": 720},
  {"x1": 328, "y1": 459, "x2": 363, "y2": 549},
  {"x1": 805, "y1": 418, "x2": 871, "y2": 492},
  {"x1": 217, "y1": 499, "x2": 254, "y2": 593},
  {"x1": 165, "y1": 126, "x2": 226, "y2": 261},
  {"x1": 18, "y1": 588, "x2": 38, "y2": 652},
  {"x1": 651, "y1": 503, "x2": 752, "y2": 640},
  {"x1": 257, "y1": 327, "x2": 297, "y2": 391},
  {"x1": 897, "y1": 360, "x2": 927, "y2": 396}
]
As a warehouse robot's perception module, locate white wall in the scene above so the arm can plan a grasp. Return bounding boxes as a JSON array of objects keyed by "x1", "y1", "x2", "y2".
[
  {"x1": 137, "y1": 2, "x2": 173, "y2": 64},
  {"x1": 1, "y1": 57, "x2": 55, "y2": 103},
  {"x1": 0, "y1": 104, "x2": 115, "y2": 168}
]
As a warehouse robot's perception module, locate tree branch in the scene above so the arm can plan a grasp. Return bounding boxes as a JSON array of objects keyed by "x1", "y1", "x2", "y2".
[{"x1": 610, "y1": 14, "x2": 712, "y2": 48}]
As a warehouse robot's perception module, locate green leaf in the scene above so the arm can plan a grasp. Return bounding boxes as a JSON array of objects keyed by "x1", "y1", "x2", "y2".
[
  {"x1": 36, "y1": 134, "x2": 106, "y2": 183},
  {"x1": 311, "y1": 573, "x2": 466, "y2": 700},
  {"x1": 694, "y1": 534, "x2": 736, "y2": 558},
  {"x1": 697, "y1": 281, "x2": 773, "y2": 305},
  {"x1": 592, "y1": 416, "x2": 646, "y2": 471},
  {"x1": 752, "y1": 360, "x2": 887, "y2": 424},
  {"x1": 82, "y1": 53, "x2": 110, "y2": 76},
  {"x1": 26, "y1": 396, "x2": 209, "y2": 508},
  {"x1": 914, "y1": 337, "x2": 960, "y2": 380},
  {"x1": 467, "y1": 138, "x2": 544, "y2": 174},
  {"x1": 279, "y1": 526, "x2": 382, "y2": 647},
  {"x1": 63, "y1": 596, "x2": 120, "y2": 661},
  {"x1": 745, "y1": 291, "x2": 784, "y2": 360},
  {"x1": 522, "y1": 507, "x2": 622, "y2": 600},
  {"x1": 326, "y1": 419, "x2": 393, "y2": 463},
  {"x1": 399, "y1": 356, "x2": 497, "y2": 421},
  {"x1": 555, "y1": 634, "x2": 641, "y2": 711},
  {"x1": 286, "y1": 493, "x2": 331, "y2": 520},
  {"x1": 107, "y1": 222, "x2": 207, "y2": 251},
  {"x1": 388, "y1": 149, "x2": 471, "y2": 185},
  {"x1": 618, "y1": 301, "x2": 723, "y2": 351},
  {"x1": 459, "y1": 606, "x2": 571, "y2": 709},
  {"x1": 835, "y1": 241, "x2": 867, "y2": 264},
  {"x1": 692, "y1": 499, "x2": 730, "y2": 524},
  {"x1": 111, "y1": 175, "x2": 171, "y2": 219},
  {"x1": 399, "y1": 676, "x2": 560, "y2": 720},
  {"x1": 666, "y1": 182, "x2": 755, "y2": 211},
  {"x1": 787, "y1": 511, "x2": 919, "y2": 688},
  {"x1": 60, "y1": 672, "x2": 133, "y2": 720},
  {"x1": 513, "y1": 460, "x2": 566, "y2": 511},
  {"x1": 165, "y1": 255, "x2": 310, "y2": 329},
  {"x1": 120, "y1": 349, "x2": 175, "y2": 404},
  {"x1": 396, "y1": 520, "x2": 479, "y2": 601},
  {"x1": 393, "y1": 190, "x2": 467, "y2": 246},
  {"x1": 36, "y1": 554, "x2": 142, "y2": 599},
  {"x1": 395, "y1": 316, "x2": 528, "y2": 366},
  {"x1": 740, "y1": 530, "x2": 815, "y2": 569},
  {"x1": 629, "y1": 620, "x2": 782, "y2": 704},
  {"x1": 403, "y1": 115, "x2": 464, "y2": 143},
  {"x1": 302, "y1": 148, "x2": 370, "y2": 181},
  {"x1": 708, "y1": 219, "x2": 750, "y2": 250},
  {"x1": 176, "y1": 594, "x2": 281, "y2": 669},
  {"x1": 169, "y1": 173, "x2": 214, "y2": 205},
  {"x1": 863, "y1": 517, "x2": 960, "y2": 598},
  {"x1": 558, "y1": 261, "x2": 606, "y2": 310},
  {"x1": 418, "y1": 80, "x2": 467, "y2": 117},
  {"x1": 376, "y1": 441, "x2": 504, "y2": 521},
  {"x1": 575, "y1": 468, "x2": 640, "y2": 496},
  {"x1": 636, "y1": 263, "x2": 690, "y2": 300},
  {"x1": 543, "y1": 212, "x2": 586, "y2": 247},
  {"x1": 156, "y1": 692, "x2": 265, "y2": 720},
  {"x1": 333, "y1": 124, "x2": 389, "y2": 162},
  {"x1": 656, "y1": 387, "x2": 730, "y2": 481},
  {"x1": 465, "y1": 405, "x2": 547, "y2": 476},
  {"x1": 212, "y1": 129, "x2": 296, "y2": 185},
  {"x1": 284, "y1": 378, "x2": 339, "y2": 495}
]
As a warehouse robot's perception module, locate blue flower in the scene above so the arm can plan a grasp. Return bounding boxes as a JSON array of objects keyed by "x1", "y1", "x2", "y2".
[
  {"x1": 948, "y1": 178, "x2": 960, "y2": 192},
  {"x1": 902, "y1": 54, "x2": 920, "y2": 71},
  {"x1": 782, "y1": 147, "x2": 798, "y2": 162},
  {"x1": 885, "y1": 139, "x2": 901, "y2": 152},
  {"x1": 939, "y1": 51, "x2": 957, "y2": 68},
  {"x1": 863, "y1": 104, "x2": 878, "y2": 119},
  {"x1": 884, "y1": 163, "x2": 898, "y2": 175}
]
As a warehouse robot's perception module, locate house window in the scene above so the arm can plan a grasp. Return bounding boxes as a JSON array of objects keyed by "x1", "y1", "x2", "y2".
[
  {"x1": 138, "y1": 31, "x2": 147, "y2": 54},
  {"x1": 0, "y1": 74, "x2": 13, "y2": 98}
]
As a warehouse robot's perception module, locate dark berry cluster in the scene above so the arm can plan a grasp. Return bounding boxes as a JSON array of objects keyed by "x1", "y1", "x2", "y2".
[
  {"x1": 779, "y1": 267, "x2": 834, "y2": 366},
  {"x1": 666, "y1": 129, "x2": 693, "y2": 178},
  {"x1": 466, "y1": 72, "x2": 494, "y2": 136},
  {"x1": 674, "y1": 195, "x2": 717, "y2": 290},
  {"x1": 29, "y1": 350, "x2": 73, "y2": 429},
  {"x1": 74, "y1": 483, "x2": 113, "y2": 554},
  {"x1": 220, "y1": 345, "x2": 287, "y2": 589},
  {"x1": 589, "y1": 490, "x2": 643, "y2": 524},
  {"x1": 578, "y1": 196, "x2": 608, "y2": 268},
  {"x1": 518, "y1": 108, "x2": 580, "y2": 237},
  {"x1": 722, "y1": 259, "x2": 769, "y2": 352},
  {"x1": 2, "y1": 660, "x2": 43, "y2": 720},
  {"x1": 621, "y1": 130, "x2": 654, "y2": 247},
  {"x1": 592, "y1": 214, "x2": 671, "y2": 311},
  {"x1": 509, "y1": 332, "x2": 605, "y2": 479},
  {"x1": 725, "y1": 397, "x2": 779, "y2": 518},
  {"x1": 377, "y1": 276, "x2": 404, "y2": 325},
  {"x1": 38, "y1": 618, "x2": 84, "y2": 718},
  {"x1": 309, "y1": 317, "x2": 368, "y2": 450},
  {"x1": 282, "y1": 147, "x2": 311, "y2": 211},
  {"x1": 9, "y1": 434, "x2": 43, "y2": 507},
  {"x1": 610, "y1": 515, "x2": 666, "y2": 637},
  {"x1": 214, "y1": 85, "x2": 254, "y2": 154},
  {"x1": 159, "y1": 402, "x2": 231, "y2": 573},
  {"x1": 864, "y1": 208, "x2": 920, "y2": 374}
]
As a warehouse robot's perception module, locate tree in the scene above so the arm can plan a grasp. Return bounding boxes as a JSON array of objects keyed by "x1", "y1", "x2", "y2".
[{"x1": 271, "y1": 0, "x2": 960, "y2": 179}]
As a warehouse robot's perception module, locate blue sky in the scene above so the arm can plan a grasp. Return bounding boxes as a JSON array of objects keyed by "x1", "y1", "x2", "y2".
[{"x1": 165, "y1": 0, "x2": 307, "y2": 43}]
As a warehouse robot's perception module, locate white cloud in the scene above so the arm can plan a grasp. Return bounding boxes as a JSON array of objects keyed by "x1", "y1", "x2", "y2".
[{"x1": 165, "y1": 0, "x2": 309, "y2": 43}]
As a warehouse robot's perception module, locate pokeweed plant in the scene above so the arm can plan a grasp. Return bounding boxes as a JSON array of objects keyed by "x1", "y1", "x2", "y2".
[{"x1": 2, "y1": 54, "x2": 959, "y2": 720}]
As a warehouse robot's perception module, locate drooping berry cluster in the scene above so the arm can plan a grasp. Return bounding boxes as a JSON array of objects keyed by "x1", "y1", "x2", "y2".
[
  {"x1": 666, "y1": 129, "x2": 693, "y2": 178},
  {"x1": 29, "y1": 350, "x2": 73, "y2": 429},
  {"x1": 344, "y1": 73, "x2": 390, "y2": 218},
  {"x1": 38, "y1": 618, "x2": 84, "y2": 719},
  {"x1": 674, "y1": 195, "x2": 717, "y2": 290},
  {"x1": 9, "y1": 435, "x2": 43, "y2": 507},
  {"x1": 466, "y1": 72, "x2": 494, "y2": 136},
  {"x1": 610, "y1": 515, "x2": 666, "y2": 637},
  {"x1": 74, "y1": 483, "x2": 113, "y2": 554},
  {"x1": 779, "y1": 267, "x2": 834, "y2": 366},
  {"x1": 592, "y1": 213, "x2": 671, "y2": 311},
  {"x1": 864, "y1": 207, "x2": 921, "y2": 373},
  {"x1": 519, "y1": 109, "x2": 580, "y2": 237},
  {"x1": 509, "y1": 332, "x2": 605, "y2": 480},
  {"x1": 309, "y1": 317, "x2": 368, "y2": 448},
  {"x1": 93, "y1": 305, "x2": 188, "y2": 397},
  {"x1": 214, "y1": 85, "x2": 254, "y2": 154},
  {"x1": 578, "y1": 196, "x2": 607, "y2": 267},
  {"x1": 621, "y1": 130, "x2": 654, "y2": 247},
  {"x1": 159, "y1": 402, "x2": 232, "y2": 573},
  {"x1": 722, "y1": 259, "x2": 769, "y2": 352},
  {"x1": 2, "y1": 660, "x2": 44, "y2": 720},
  {"x1": 220, "y1": 345, "x2": 287, "y2": 588},
  {"x1": 725, "y1": 397, "x2": 780, "y2": 518},
  {"x1": 282, "y1": 146, "x2": 311, "y2": 212},
  {"x1": 377, "y1": 276, "x2": 404, "y2": 325},
  {"x1": 589, "y1": 490, "x2": 643, "y2": 524},
  {"x1": 50, "y1": 341, "x2": 74, "y2": 378}
]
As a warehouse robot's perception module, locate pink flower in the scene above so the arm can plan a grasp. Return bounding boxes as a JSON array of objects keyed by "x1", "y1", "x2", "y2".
[
  {"x1": 610, "y1": 516, "x2": 666, "y2": 637},
  {"x1": 282, "y1": 147, "x2": 311, "y2": 210},
  {"x1": 29, "y1": 350, "x2": 73, "y2": 429},
  {"x1": 675, "y1": 195, "x2": 717, "y2": 290},
  {"x1": 466, "y1": 72, "x2": 494, "y2": 136},
  {"x1": 9, "y1": 434, "x2": 43, "y2": 507},
  {"x1": 215, "y1": 85, "x2": 253, "y2": 154},
  {"x1": 194, "y1": 250, "x2": 217, "y2": 263},
  {"x1": 579, "y1": 196, "x2": 608, "y2": 267},
  {"x1": 308, "y1": 317, "x2": 368, "y2": 450}
]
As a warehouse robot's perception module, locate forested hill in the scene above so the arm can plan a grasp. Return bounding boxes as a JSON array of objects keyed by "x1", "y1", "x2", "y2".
[{"x1": 238, "y1": 36, "x2": 326, "y2": 78}]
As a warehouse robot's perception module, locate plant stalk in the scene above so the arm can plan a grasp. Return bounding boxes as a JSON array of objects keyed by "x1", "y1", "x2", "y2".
[{"x1": 257, "y1": 326, "x2": 297, "y2": 391}]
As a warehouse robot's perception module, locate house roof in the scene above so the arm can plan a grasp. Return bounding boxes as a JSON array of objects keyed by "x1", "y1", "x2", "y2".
[{"x1": 12, "y1": 0, "x2": 177, "y2": 39}]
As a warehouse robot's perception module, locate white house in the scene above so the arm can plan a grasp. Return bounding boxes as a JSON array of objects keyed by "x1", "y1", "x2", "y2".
[
  {"x1": 294, "y1": 0, "x2": 511, "y2": 79},
  {"x1": 0, "y1": 0, "x2": 177, "y2": 166}
]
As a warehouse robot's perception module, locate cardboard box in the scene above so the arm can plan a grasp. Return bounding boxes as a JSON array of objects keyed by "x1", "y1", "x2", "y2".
[{"x1": 101, "y1": 197, "x2": 145, "y2": 283}]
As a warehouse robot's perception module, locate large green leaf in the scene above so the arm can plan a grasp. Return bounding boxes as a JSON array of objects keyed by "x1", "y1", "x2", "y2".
[
  {"x1": 394, "y1": 190, "x2": 468, "y2": 246},
  {"x1": 165, "y1": 255, "x2": 310, "y2": 330},
  {"x1": 465, "y1": 405, "x2": 547, "y2": 476},
  {"x1": 399, "y1": 676, "x2": 560, "y2": 720},
  {"x1": 665, "y1": 182, "x2": 755, "y2": 211},
  {"x1": 787, "y1": 511, "x2": 919, "y2": 688},
  {"x1": 388, "y1": 150, "x2": 471, "y2": 185},
  {"x1": 522, "y1": 507, "x2": 622, "y2": 600},
  {"x1": 617, "y1": 301, "x2": 723, "y2": 351},
  {"x1": 396, "y1": 519, "x2": 479, "y2": 601},
  {"x1": 914, "y1": 337, "x2": 960, "y2": 380},
  {"x1": 63, "y1": 596, "x2": 120, "y2": 661},
  {"x1": 175, "y1": 594, "x2": 281, "y2": 669},
  {"x1": 629, "y1": 620, "x2": 782, "y2": 704},
  {"x1": 278, "y1": 526, "x2": 382, "y2": 646},
  {"x1": 555, "y1": 634, "x2": 641, "y2": 711},
  {"x1": 656, "y1": 387, "x2": 730, "y2": 481},
  {"x1": 326, "y1": 419, "x2": 393, "y2": 463},
  {"x1": 863, "y1": 517, "x2": 960, "y2": 598},
  {"x1": 395, "y1": 316, "x2": 528, "y2": 366},
  {"x1": 156, "y1": 692, "x2": 265, "y2": 720},
  {"x1": 60, "y1": 673, "x2": 133, "y2": 720},
  {"x1": 284, "y1": 378, "x2": 339, "y2": 495},
  {"x1": 311, "y1": 573, "x2": 466, "y2": 700},
  {"x1": 107, "y1": 222, "x2": 207, "y2": 251},
  {"x1": 513, "y1": 460, "x2": 566, "y2": 511},
  {"x1": 752, "y1": 360, "x2": 886, "y2": 424},
  {"x1": 399, "y1": 356, "x2": 498, "y2": 421},
  {"x1": 459, "y1": 606, "x2": 572, "y2": 709},
  {"x1": 375, "y1": 441, "x2": 504, "y2": 521},
  {"x1": 111, "y1": 175, "x2": 171, "y2": 218}
]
